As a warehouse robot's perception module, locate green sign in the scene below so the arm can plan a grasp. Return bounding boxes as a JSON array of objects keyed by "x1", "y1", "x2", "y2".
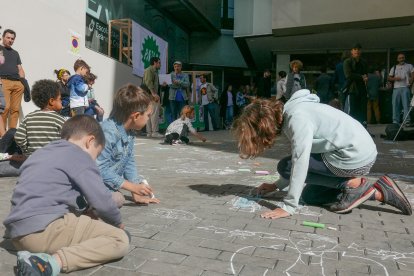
[{"x1": 141, "y1": 36, "x2": 160, "y2": 68}]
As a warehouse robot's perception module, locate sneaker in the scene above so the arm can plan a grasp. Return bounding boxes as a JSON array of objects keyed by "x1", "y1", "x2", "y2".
[
  {"x1": 172, "y1": 140, "x2": 183, "y2": 146},
  {"x1": 151, "y1": 132, "x2": 164, "y2": 138},
  {"x1": 330, "y1": 178, "x2": 376, "y2": 214},
  {"x1": 404, "y1": 122, "x2": 413, "y2": 128},
  {"x1": 374, "y1": 175, "x2": 412, "y2": 215},
  {"x1": 17, "y1": 251, "x2": 55, "y2": 276}
]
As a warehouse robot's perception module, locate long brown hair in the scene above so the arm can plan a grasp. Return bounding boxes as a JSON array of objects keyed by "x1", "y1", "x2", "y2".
[{"x1": 233, "y1": 99, "x2": 284, "y2": 159}]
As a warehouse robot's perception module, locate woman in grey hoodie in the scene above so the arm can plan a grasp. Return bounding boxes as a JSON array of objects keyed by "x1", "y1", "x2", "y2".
[{"x1": 233, "y1": 89, "x2": 412, "y2": 219}]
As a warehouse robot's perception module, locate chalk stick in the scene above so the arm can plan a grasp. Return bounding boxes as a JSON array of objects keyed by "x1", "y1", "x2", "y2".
[
  {"x1": 255, "y1": 170, "x2": 269, "y2": 175},
  {"x1": 142, "y1": 179, "x2": 155, "y2": 199},
  {"x1": 302, "y1": 221, "x2": 325, "y2": 229},
  {"x1": 327, "y1": 226, "x2": 337, "y2": 231},
  {"x1": 238, "y1": 168, "x2": 251, "y2": 172}
]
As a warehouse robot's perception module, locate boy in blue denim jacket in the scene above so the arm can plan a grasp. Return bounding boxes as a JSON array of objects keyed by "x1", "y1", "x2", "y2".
[{"x1": 97, "y1": 84, "x2": 160, "y2": 205}]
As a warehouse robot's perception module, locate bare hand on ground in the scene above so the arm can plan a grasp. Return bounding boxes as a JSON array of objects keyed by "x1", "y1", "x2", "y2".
[
  {"x1": 131, "y1": 193, "x2": 160, "y2": 204},
  {"x1": 260, "y1": 208, "x2": 290, "y2": 219}
]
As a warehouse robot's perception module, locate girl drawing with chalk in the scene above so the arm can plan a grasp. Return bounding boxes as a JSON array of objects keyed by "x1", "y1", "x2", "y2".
[
  {"x1": 164, "y1": 105, "x2": 207, "y2": 145},
  {"x1": 233, "y1": 89, "x2": 412, "y2": 219}
]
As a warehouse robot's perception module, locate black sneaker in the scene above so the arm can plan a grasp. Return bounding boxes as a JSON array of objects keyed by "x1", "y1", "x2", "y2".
[
  {"x1": 330, "y1": 178, "x2": 376, "y2": 214},
  {"x1": 374, "y1": 175, "x2": 412, "y2": 215},
  {"x1": 17, "y1": 251, "x2": 53, "y2": 276}
]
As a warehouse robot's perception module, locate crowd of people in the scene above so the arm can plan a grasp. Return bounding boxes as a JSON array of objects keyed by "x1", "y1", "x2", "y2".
[{"x1": 0, "y1": 27, "x2": 413, "y2": 276}]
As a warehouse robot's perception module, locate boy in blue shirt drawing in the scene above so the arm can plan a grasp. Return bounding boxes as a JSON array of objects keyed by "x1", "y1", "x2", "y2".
[{"x1": 97, "y1": 84, "x2": 160, "y2": 205}]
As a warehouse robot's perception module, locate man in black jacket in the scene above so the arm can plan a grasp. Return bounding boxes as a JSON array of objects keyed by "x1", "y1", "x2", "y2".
[{"x1": 343, "y1": 43, "x2": 368, "y2": 127}]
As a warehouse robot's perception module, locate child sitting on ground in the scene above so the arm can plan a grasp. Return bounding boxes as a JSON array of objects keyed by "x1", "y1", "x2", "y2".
[
  {"x1": 84, "y1": 72, "x2": 104, "y2": 122},
  {"x1": 15, "y1": 79, "x2": 65, "y2": 156},
  {"x1": 164, "y1": 105, "x2": 207, "y2": 145},
  {"x1": 0, "y1": 79, "x2": 65, "y2": 177},
  {"x1": 97, "y1": 84, "x2": 160, "y2": 205},
  {"x1": 3, "y1": 115, "x2": 129, "y2": 276}
]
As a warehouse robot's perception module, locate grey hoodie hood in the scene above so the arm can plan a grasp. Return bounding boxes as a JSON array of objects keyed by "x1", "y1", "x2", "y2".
[{"x1": 284, "y1": 89, "x2": 319, "y2": 115}]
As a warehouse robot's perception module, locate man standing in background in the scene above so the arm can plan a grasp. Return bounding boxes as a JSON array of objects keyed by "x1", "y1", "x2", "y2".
[
  {"x1": 169, "y1": 61, "x2": 189, "y2": 120},
  {"x1": 388, "y1": 53, "x2": 414, "y2": 127},
  {"x1": 0, "y1": 29, "x2": 25, "y2": 129},
  {"x1": 143, "y1": 56, "x2": 163, "y2": 138},
  {"x1": 343, "y1": 43, "x2": 368, "y2": 127},
  {"x1": 258, "y1": 69, "x2": 272, "y2": 99}
]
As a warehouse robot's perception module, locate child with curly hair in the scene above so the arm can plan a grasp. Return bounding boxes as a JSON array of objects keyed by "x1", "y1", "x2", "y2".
[
  {"x1": 233, "y1": 89, "x2": 411, "y2": 219},
  {"x1": 0, "y1": 79, "x2": 65, "y2": 176}
]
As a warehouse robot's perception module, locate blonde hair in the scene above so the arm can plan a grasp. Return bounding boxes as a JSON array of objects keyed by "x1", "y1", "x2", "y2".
[
  {"x1": 290, "y1": 60, "x2": 303, "y2": 70},
  {"x1": 233, "y1": 99, "x2": 284, "y2": 159},
  {"x1": 180, "y1": 105, "x2": 195, "y2": 120}
]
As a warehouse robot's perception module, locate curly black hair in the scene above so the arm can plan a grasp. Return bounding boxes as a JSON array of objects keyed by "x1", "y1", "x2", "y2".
[{"x1": 31, "y1": 79, "x2": 61, "y2": 109}]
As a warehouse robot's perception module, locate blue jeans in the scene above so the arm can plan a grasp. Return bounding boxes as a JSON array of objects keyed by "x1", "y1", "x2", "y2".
[
  {"x1": 203, "y1": 103, "x2": 218, "y2": 131},
  {"x1": 392, "y1": 87, "x2": 411, "y2": 124},
  {"x1": 170, "y1": 100, "x2": 186, "y2": 120},
  {"x1": 85, "y1": 106, "x2": 103, "y2": 122},
  {"x1": 225, "y1": 106, "x2": 234, "y2": 127}
]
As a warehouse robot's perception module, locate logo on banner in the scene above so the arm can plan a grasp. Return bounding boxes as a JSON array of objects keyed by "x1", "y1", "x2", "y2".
[{"x1": 141, "y1": 36, "x2": 160, "y2": 69}]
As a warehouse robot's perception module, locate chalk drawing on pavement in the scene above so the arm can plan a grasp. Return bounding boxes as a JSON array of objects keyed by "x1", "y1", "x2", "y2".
[
  {"x1": 197, "y1": 224, "x2": 412, "y2": 276},
  {"x1": 150, "y1": 208, "x2": 198, "y2": 220},
  {"x1": 229, "y1": 196, "x2": 262, "y2": 213}
]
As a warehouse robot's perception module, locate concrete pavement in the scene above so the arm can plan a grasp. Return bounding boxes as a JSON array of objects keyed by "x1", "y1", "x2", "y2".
[{"x1": 1, "y1": 124, "x2": 414, "y2": 275}]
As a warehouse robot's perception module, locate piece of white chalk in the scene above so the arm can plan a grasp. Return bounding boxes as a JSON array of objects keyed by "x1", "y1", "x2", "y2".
[
  {"x1": 238, "y1": 168, "x2": 251, "y2": 172},
  {"x1": 255, "y1": 170, "x2": 269, "y2": 175},
  {"x1": 142, "y1": 179, "x2": 155, "y2": 199},
  {"x1": 327, "y1": 226, "x2": 337, "y2": 231}
]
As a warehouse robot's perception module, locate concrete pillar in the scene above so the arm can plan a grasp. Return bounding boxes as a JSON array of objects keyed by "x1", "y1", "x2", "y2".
[{"x1": 276, "y1": 54, "x2": 290, "y2": 75}]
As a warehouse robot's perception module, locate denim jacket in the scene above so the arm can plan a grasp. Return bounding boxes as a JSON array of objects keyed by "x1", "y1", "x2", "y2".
[{"x1": 96, "y1": 118, "x2": 143, "y2": 191}]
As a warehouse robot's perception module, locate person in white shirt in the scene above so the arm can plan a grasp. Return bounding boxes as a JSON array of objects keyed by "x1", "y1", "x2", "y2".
[
  {"x1": 388, "y1": 53, "x2": 414, "y2": 126},
  {"x1": 276, "y1": 71, "x2": 287, "y2": 101}
]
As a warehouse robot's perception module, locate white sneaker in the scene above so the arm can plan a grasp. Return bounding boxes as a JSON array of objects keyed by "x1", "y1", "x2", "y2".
[
  {"x1": 152, "y1": 132, "x2": 164, "y2": 138},
  {"x1": 172, "y1": 140, "x2": 183, "y2": 146}
]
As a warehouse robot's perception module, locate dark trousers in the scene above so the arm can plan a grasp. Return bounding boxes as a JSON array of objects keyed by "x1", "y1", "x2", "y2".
[
  {"x1": 165, "y1": 133, "x2": 190, "y2": 144},
  {"x1": 203, "y1": 103, "x2": 218, "y2": 131},
  {"x1": 349, "y1": 92, "x2": 367, "y2": 125},
  {"x1": 277, "y1": 154, "x2": 349, "y2": 206},
  {"x1": 170, "y1": 100, "x2": 186, "y2": 120}
]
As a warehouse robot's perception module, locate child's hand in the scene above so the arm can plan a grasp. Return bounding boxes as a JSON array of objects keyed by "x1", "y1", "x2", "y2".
[
  {"x1": 131, "y1": 193, "x2": 160, "y2": 204},
  {"x1": 132, "y1": 183, "x2": 153, "y2": 196},
  {"x1": 256, "y1": 183, "x2": 277, "y2": 195},
  {"x1": 9, "y1": 154, "x2": 27, "y2": 162}
]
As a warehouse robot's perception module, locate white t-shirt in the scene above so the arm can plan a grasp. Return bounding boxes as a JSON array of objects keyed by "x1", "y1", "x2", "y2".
[
  {"x1": 165, "y1": 117, "x2": 196, "y2": 136},
  {"x1": 200, "y1": 83, "x2": 209, "y2": 105},
  {"x1": 389, "y1": 63, "x2": 414, "y2": 88}
]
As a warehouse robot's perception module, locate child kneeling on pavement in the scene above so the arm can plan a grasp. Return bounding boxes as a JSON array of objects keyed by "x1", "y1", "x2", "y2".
[
  {"x1": 233, "y1": 89, "x2": 412, "y2": 220},
  {"x1": 3, "y1": 115, "x2": 129, "y2": 276},
  {"x1": 164, "y1": 105, "x2": 207, "y2": 145}
]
